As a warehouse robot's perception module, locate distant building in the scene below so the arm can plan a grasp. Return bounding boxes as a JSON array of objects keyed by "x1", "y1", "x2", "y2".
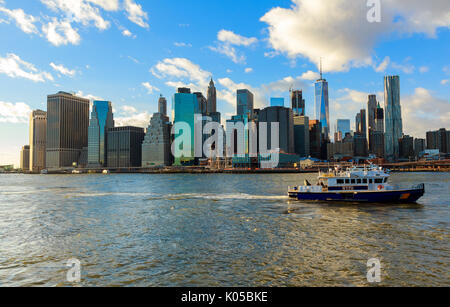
[
  {"x1": 46, "y1": 92, "x2": 90, "y2": 169},
  {"x1": 291, "y1": 90, "x2": 305, "y2": 116},
  {"x1": 414, "y1": 138, "x2": 426, "y2": 158},
  {"x1": 367, "y1": 95, "x2": 378, "y2": 154},
  {"x1": 309, "y1": 120, "x2": 322, "y2": 159},
  {"x1": 315, "y1": 68, "x2": 329, "y2": 139},
  {"x1": 356, "y1": 109, "x2": 367, "y2": 139},
  {"x1": 173, "y1": 88, "x2": 200, "y2": 165},
  {"x1": 372, "y1": 131, "x2": 385, "y2": 158},
  {"x1": 20, "y1": 145, "x2": 30, "y2": 171},
  {"x1": 107, "y1": 126, "x2": 145, "y2": 168},
  {"x1": 207, "y1": 78, "x2": 217, "y2": 114},
  {"x1": 270, "y1": 97, "x2": 285, "y2": 107},
  {"x1": 237, "y1": 89, "x2": 254, "y2": 118},
  {"x1": 88, "y1": 101, "x2": 114, "y2": 167},
  {"x1": 354, "y1": 134, "x2": 368, "y2": 157},
  {"x1": 375, "y1": 103, "x2": 384, "y2": 133},
  {"x1": 293, "y1": 116, "x2": 310, "y2": 157},
  {"x1": 426, "y1": 128, "x2": 449, "y2": 153},
  {"x1": 142, "y1": 113, "x2": 172, "y2": 167},
  {"x1": 194, "y1": 92, "x2": 207, "y2": 115},
  {"x1": 29, "y1": 110, "x2": 47, "y2": 173},
  {"x1": 257, "y1": 106, "x2": 295, "y2": 154},
  {"x1": 327, "y1": 141, "x2": 353, "y2": 161},
  {"x1": 336, "y1": 119, "x2": 350, "y2": 142},
  {"x1": 158, "y1": 95, "x2": 167, "y2": 116},
  {"x1": 399, "y1": 135, "x2": 414, "y2": 161},
  {"x1": 384, "y1": 75, "x2": 403, "y2": 161}
]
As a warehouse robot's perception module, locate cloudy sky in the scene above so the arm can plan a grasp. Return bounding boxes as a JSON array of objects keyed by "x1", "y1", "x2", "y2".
[{"x1": 0, "y1": 0, "x2": 449, "y2": 166}]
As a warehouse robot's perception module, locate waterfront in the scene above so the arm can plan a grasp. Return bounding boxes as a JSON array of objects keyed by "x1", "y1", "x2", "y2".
[{"x1": 0, "y1": 173, "x2": 448, "y2": 287}]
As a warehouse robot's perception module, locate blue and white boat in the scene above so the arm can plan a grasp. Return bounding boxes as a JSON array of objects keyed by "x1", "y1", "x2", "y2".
[{"x1": 288, "y1": 165, "x2": 425, "y2": 203}]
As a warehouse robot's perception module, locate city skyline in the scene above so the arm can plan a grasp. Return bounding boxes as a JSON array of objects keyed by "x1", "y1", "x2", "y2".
[{"x1": 1, "y1": 0, "x2": 449, "y2": 166}]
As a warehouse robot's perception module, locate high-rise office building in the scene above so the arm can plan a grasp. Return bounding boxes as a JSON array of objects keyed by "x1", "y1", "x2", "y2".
[
  {"x1": 384, "y1": 75, "x2": 403, "y2": 161},
  {"x1": 414, "y1": 138, "x2": 426, "y2": 157},
  {"x1": 173, "y1": 88, "x2": 200, "y2": 165},
  {"x1": 426, "y1": 128, "x2": 449, "y2": 153},
  {"x1": 20, "y1": 145, "x2": 30, "y2": 171},
  {"x1": 375, "y1": 103, "x2": 384, "y2": 132},
  {"x1": 194, "y1": 92, "x2": 207, "y2": 115},
  {"x1": 309, "y1": 120, "x2": 322, "y2": 159},
  {"x1": 315, "y1": 66, "x2": 329, "y2": 139},
  {"x1": 237, "y1": 89, "x2": 254, "y2": 118},
  {"x1": 399, "y1": 135, "x2": 414, "y2": 160},
  {"x1": 336, "y1": 119, "x2": 350, "y2": 142},
  {"x1": 88, "y1": 101, "x2": 114, "y2": 167},
  {"x1": 207, "y1": 78, "x2": 217, "y2": 114},
  {"x1": 291, "y1": 90, "x2": 305, "y2": 116},
  {"x1": 367, "y1": 95, "x2": 377, "y2": 153},
  {"x1": 293, "y1": 116, "x2": 310, "y2": 157},
  {"x1": 29, "y1": 110, "x2": 47, "y2": 173},
  {"x1": 142, "y1": 113, "x2": 172, "y2": 167},
  {"x1": 158, "y1": 95, "x2": 167, "y2": 116},
  {"x1": 356, "y1": 109, "x2": 367, "y2": 138},
  {"x1": 46, "y1": 92, "x2": 90, "y2": 169},
  {"x1": 107, "y1": 126, "x2": 145, "y2": 168},
  {"x1": 270, "y1": 98, "x2": 285, "y2": 107},
  {"x1": 257, "y1": 106, "x2": 295, "y2": 154}
]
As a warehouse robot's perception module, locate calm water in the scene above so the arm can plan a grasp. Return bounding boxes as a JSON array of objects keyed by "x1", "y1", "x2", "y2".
[{"x1": 0, "y1": 172, "x2": 448, "y2": 287}]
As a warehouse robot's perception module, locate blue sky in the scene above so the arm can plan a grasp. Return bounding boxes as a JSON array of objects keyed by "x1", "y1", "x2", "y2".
[{"x1": 0, "y1": 0, "x2": 449, "y2": 166}]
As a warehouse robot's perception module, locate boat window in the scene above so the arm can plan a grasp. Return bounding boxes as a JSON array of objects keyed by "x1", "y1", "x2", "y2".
[
  {"x1": 384, "y1": 178, "x2": 388, "y2": 183},
  {"x1": 337, "y1": 179, "x2": 344, "y2": 184},
  {"x1": 375, "y1": 179, "x2": 383, "y2": 184},
  {"x1": 357, "y1": 179, "x2": 362, "y2": 184},
  {"x1": 345, "y1": 179, "x2": 350, "y2": 184},
  {"x1": 369, "y1": 179, "x2": 373, "y2": 184},
  {"x1": 351, "y1": 179, "x2": 356, "y2": 184},
  {"x1": 363, "y1": 179, "x2": 368, "y2": 184}
]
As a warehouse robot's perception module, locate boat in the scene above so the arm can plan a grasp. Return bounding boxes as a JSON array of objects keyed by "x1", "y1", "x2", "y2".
[{"x1": 288, "y1": 165, "x2": 425, "y2": 203}]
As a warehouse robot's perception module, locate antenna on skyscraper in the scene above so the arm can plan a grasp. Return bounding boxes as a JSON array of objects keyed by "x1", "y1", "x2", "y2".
[{"x1": 320, "y1": 57, "x2": 323, "y2": 80}]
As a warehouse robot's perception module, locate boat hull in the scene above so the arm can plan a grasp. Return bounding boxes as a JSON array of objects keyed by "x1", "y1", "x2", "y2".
[{"x1": 292, "y1": 185, "x2": 425, "y2": 203}]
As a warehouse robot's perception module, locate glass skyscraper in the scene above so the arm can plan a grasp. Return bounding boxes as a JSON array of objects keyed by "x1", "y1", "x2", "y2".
[
  {"x1": 384, "y1": 75, "x2": 403, "y2": 161},
  {"x1": 88, "y1": 101, "x2": 114, "y2": 167},
  {"x1": 291, "y1": 90, "x2": 305, "y2": 116},
  {"x1": 315, "y1": 77, "x2": 329, "y2": 139},
  {"x1": 173, "y1": 88, "x2": 200, "y2": 165},
  {"x1": 237, "y1": 89, "x2": 254, "y2": 118},
  {"x1": 337, "y1": 119, "x2": 351, "y2": 138}
]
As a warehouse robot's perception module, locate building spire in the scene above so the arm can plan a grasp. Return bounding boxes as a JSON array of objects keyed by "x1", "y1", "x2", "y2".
[{"x1": 320, "y1": 57, "x2": 323, "y2": 80}]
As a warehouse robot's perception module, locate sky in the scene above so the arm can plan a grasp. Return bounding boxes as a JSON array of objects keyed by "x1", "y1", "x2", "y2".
[{"x1": 0, "y1": 0, "x2": 449, "y2": 166}]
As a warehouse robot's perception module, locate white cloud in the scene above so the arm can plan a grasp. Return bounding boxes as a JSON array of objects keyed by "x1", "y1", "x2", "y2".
[
  {"x1": 391, "y1": 61, "x2": 415, "y2": 74},
  {"x1": 174, "y1": 42, "x2": 192, "y2": 48},
  {"x1": 121, "y1": 105, "x2": 137, "y2": 114},
  {"x1": 217, "y1": 30, "x2": 257, "y2": 46},
  {"x1": 124, "y1": 0, "x2": 148, "y2": 28},
  {"x1": 42, "y1": 18, "x2": 81, "y2": 46},
  {"x1": 50, "y1": 62, "x2": 76, "y2": 77},
  {"x1": 441, "y1": 79, "x2": 450, "y2": 85},
  {"x1": 0, "y1": 5, "x2": 38, "y2": 34},
  {"x1": 41, "y1": 0, "x2": 110, "y2": 30},
  {"x1": 115, "y1": 111, "x2": 150, "y2": 128},
  {"x1": 122, "y1": 29, "x2": 135, "y2": 38},
  {"x1": 87, "y1": 0, "x2": 119, "y2": 11},
  {"x1": 0, "y1": 101, "x2": 31, "y2": 123},
  {"x1": 375, "y1": 56, "x2": 390, "y2": 73},
  {"x1": 261, "y1": 0, "x2": 450, "y2": 72},
  {"x1": 0, "y1": 53, "x2": 53, "y2": 82},
  {"x1": 419, "y1": 66, "x2": 429, "y2": 73},
  {"x1": 75, "y1": 90, "x2": 103, "y2": 101},
  {"x1": 300, "y1": 70, "x2": 320, "y2": 80},
  {"x1": 142, "y1": 81, "x2": 159, "y2": 94},
  {"x1": 210, "y1": 30, "x2": 258, "y2": 64},
  {"x1": 402, "y1": 88, "x2": 450, "y2": 137},
  {"x1": 244, "y1": 68, "x2": 253, "y2": 73}
]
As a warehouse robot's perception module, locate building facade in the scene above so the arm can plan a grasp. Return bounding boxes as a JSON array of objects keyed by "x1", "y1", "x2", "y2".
[
  {"x1": 207, "y1": 78, "x2": 217, "y2": 114},
  {"x1": 315, "y1": 77, "x2": 329, "y2": 139},
  {"x1": 270, "y1": 97, "x2": 285, "y2": 107},
  {"x1": 399, "y1": 135, "x2": 414, "y2": 161},
  {"x1": 158, "y1": 95, "x2": 167, "y2": 116},
  {"x1": 309, "y1": 120, "x2": 322, "y2": 159},
  {"x1": 293, "y1": 116, "x2": 310, "y2": 157},
  {"x1": 107, "y1": 126, "x2": 145, "y2": 168},
  {"x1": 414, "y1": 138, "x2": 426, "y2": 158},
  {"x1": 336, "y1": 119, "x2": 350, "y2": 142},
  {"x1": 29, "y1": 110, "x2": 47, "y2": 173},
  {"x1": 88, "y1": 101, "x2": 114, "y2": 167},
  {"x1": 257, "y1": 106, "x2": 295, "y2": 154},
  {"x1": 20, "y1": 145, "x2": 30, "y2": 171},
  {"x1": 384, "y1": 76, "x2": 403, "y2": 161},
  {"x1": 367, "y1": 94, "x2": 378, "y2": 154},
  {"x1": 142, "y1": 113, "x2": 172, "y2": 167},
  {"x1": 236, "y1": 89, "x2": 254, "y2": 118},
  {"x1": 291, "y1": 90, "x2": 305, "y2": 116},
  {"x1": 46, "y1": 92, "x2": 90, "y2": 169},
  {"x1": 426, "y1": 128, "x2": 449, "y2": 153}
]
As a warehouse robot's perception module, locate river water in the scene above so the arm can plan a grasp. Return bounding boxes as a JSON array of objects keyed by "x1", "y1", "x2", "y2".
[{"x1": 0, "y1": 172, "x2": 448, "y2": 286}]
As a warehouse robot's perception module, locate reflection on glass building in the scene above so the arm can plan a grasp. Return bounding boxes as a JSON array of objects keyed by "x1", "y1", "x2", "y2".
[
  {"x1": 46, "y1": 92, "x2": 90, "y2": 169},
  {"x1": 315, "y1": 77, "x2": 329, "y2": 140},
  {"x1": 173, "y1": 88, "x2": 200, "y2": 165},
  {"x1": 384, "y1": 75, "x2": 403, "y2": 161},
  {"x1": 291, "y1": 90, "x2": 305, "y2": 116},
  {"x1": 88, "y1": 101, "x2": 114, "y2": 167},
  {"x1": 237, "y1": 89, "x2": 254, "y2": 118},
  {"x1": 336, "y1": 119, "x2": 350, "y2": 141},
  {"x1": 270, "y1": 97, "x2": 285, "y2": 107}
]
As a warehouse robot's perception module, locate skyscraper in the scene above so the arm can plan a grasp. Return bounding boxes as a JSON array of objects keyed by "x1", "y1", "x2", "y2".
[
  {"x1": 315, "y1": 72, "x2": 329, "y2": 139},
  {"x1": 291, "y1": 90, "x2": 305, "y2": 116},
  {"x1": 293, "y1": 115, "x2": 310, "y2": 157},
  {"x1": 158, "y1": 95, "x2": 167, "y2": 116},
  {"x1": 384, "y1": 75, "x2": 403, "y2": 161},
  {"x1": 336, "y1": 119, "x2": 350, "y2": 142},
  {"x1": 237, "y1": 89, "x2": 254, "y2": 118},
  {"x1": 88, "y1": 101, "x2": 114, "y2": 167},
  {"x1": 207, "y1": 78, "x2": 217, "y2": 114},
  {"x1": 107, "y1": 126, "x2": 145, "y2": 168},
  {"x1": 173, "y1": 88, "x2": 200, "y2": 165},
  {"x1": 20, "y1": 145, "x2": 30, "y2": 171},
  {"x1": 367, "y1": 94, "x2": 377, "y2": 154},
  {"x1": 309, "y1": 120, "x2": 322, "y2": 159},
  {"x1": 142, "y1": 113, "x2": 173, "y2": 167},
  {"x1": 29, "y1": 110, "x2": 47, "y2": 173},
  {"x1": 257, "y1": 106, "x2": 295, "y2": 154},
  {"x1": 375, "y1": 103, "x2": 384, "y2": 132},
  {"x1": 46, "y1": 92, "x2": 90, "y2": 169},
  {"x1": 270, "y1": 97, "x2": 285, "y2": 107}
]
